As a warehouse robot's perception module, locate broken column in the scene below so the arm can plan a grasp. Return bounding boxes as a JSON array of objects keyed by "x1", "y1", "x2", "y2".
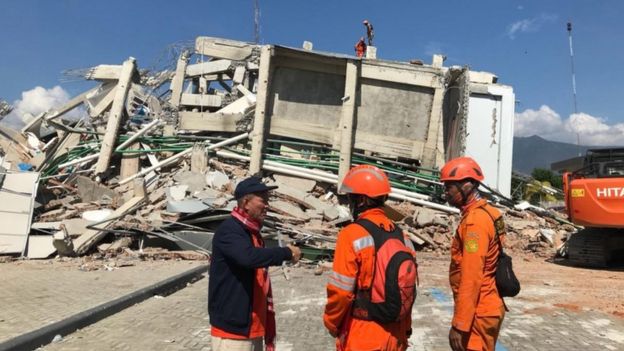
[{"x1": 95, "y1": 57, "x2": 137, "y2": 177}]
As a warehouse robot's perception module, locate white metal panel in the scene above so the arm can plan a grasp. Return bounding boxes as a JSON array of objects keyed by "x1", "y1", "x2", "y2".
[
  {"x1": 464, "y1": 85, "x2": 514, "y2": 197},
  {"x1": 0, "y1": 172, "x2": 40, "y2": 255}
]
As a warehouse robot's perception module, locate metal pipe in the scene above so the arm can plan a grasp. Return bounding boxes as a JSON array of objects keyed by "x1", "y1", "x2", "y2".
[
  {"x1": 219, "y1": 152, "x2": 450, "y2": 214},
  {"x1": 115, "y1": 119, "x2": 161, "y2": 151},
  {"x1": 266, "y1": 159, "x2": 430, "y2": 200},
  {"x1": 58, "y1": 154, "x2": 99, "y2": 169},
  {"x1": 217, "y1": 150, "x2": 433, "y2": 202},
  {"x1": 389, "y1": 192, "x2": 459, "y2": 214},
  {"x1": 118, "y1": 132, "x2": 249, "y2": 185},
  {"x1": 263, "y1": 164, "x2": 338, "y2": 184}
]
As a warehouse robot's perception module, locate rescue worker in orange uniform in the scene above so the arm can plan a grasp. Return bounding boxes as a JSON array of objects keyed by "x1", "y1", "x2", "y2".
[
  {"x1": 323, "y1": 165, "x2": 416, "y2": 351},
  {"x1": 441, "y1": 157, "x2": 506, "y2": 351},
  {"x1": 355, "y1": 37, "x2": 367, "y2": 58}
]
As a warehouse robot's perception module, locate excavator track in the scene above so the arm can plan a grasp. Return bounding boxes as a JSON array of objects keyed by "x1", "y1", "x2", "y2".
[{"x1": 566, "y1": 228, "x2": 624, "y2": 267}]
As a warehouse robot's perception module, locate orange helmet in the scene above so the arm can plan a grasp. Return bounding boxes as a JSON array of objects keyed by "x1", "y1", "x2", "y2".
[
  {"x1": 440, "y1": 157, "x2": 484, "y2": 182},
  {"x1": 339, "y1": 164, "x2": 391, "y2": 198}
]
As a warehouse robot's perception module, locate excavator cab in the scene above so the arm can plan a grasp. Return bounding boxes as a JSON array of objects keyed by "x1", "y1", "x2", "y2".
[
  {"x1": 564, "y1": 148, "x2": 624, "y2": 228},
  {"x1": 563, "y1": 148, "x2": 624, "y2": 266}
]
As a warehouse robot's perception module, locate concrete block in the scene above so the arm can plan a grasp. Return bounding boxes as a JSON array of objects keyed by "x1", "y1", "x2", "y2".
[
  {"x1": 53, "y1": 229, "x2": 74, "y2": 256},
  {"x1": 205, "y1": 171, "x2": 230, "y2": 191},
  {"x1": 211, "y1": 197, "x2": 229, "y2": 208},
  {"x1": 167, "y1": 185, "x2": 189, "y2": 201},
  {"x1": 26, "y1": 236, "x2": 56, "y2": 259},
  {"x1": 74, "y1": 176, "x2": 117, "y2": 203},
  {"x1": 539, "y1": 228, "x2": 556, "y2": 245},
  {"x1": 432, "y1": 54, "x2": 445, "y2": 68},
  {"x1": 273, "y1": 174, "x2": 316, "y2": 192},
  {"x1": 233, "y1": 66, "x2": 246, "y2": 84},
  {"x1": 217, "y1": 96, "x2": 254, "y2": 114},
  {"x1": 521, "y1": 228, "x2": 540, "y2": 239},
  {"x1": 322, "y1": 205, "x2": 350, "y2": 221},
  {"x1": 190, "y1": 144, "x2": 208, "y2": 173},
  {"x1": 174, "y1": 171, "x2": 206, "y2": 193},
  {"x1": 366, "y1": 46, "x2": 377, "y2": 59},
  {"x1": 179, "y1": 93, "x2": 223, "y2": 107},
  {"x1": 195, "y1": 36, "x2": 255, "y2": 60},
  {"x1": 415, "y1": 208, "x2": 439, "y2": 227},
  {"x1": 167, "y1": 199, "x2": 210, "y2": 214},
  {"x1": 194, "y1": 188, "x2": 223, "y2": 200},
  {"x1": 185, "y1": 59, "x2": 232, "y2": 77},
  {"x1": 270, "y1": 200, "x2": 310, "y2": 220}
]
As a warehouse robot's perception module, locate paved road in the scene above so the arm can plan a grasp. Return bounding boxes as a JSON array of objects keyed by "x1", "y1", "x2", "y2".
[
  {"x1": 0, "y1": 259, "x2": 205, "y2": 345},
  {"x1": 40, "y1": 262, "x2": 624, "y2": 351}
]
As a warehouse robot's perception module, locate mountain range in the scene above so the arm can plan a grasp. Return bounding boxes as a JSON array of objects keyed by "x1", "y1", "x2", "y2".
[{"x1": 512, "y1": 135, "x2": 592, "y2": 174}]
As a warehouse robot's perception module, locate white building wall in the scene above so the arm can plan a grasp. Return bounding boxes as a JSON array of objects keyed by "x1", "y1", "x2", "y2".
[{"x1": 463, "y1": 84, "x2": 515, "y2": 197}]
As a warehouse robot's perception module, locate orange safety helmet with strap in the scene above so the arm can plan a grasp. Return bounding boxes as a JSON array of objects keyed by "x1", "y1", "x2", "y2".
[
  {"x1": 339, "y1": 164, "x2": 391, "y2": 198},
  {"x1": 440, "y1": 157, "x2": 484, "y2": 182}
]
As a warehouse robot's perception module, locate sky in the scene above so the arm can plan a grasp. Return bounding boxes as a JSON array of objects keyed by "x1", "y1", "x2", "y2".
[{"x1": 1, "y1": 0, "x2": 623, "y2": 145}]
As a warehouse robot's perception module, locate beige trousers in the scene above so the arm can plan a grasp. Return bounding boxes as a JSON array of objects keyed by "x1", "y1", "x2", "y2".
[{"x1": 211, "y1": 336, "x2": 263, "y2": 351}]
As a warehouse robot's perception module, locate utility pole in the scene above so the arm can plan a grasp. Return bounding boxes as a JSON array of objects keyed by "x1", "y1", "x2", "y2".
[
  {"x1": 567, "y1": 22, "x2": 581, "y2": 156},
  {"x1": 254, "y1": 0, "x2": 260, "y2": 44}
]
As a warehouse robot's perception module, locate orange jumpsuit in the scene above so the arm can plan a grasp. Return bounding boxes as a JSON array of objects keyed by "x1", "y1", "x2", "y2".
[
  {"x1": 355, "y1": 39, "x2": 367, "y2": 57},
  {"x1": 450, "y1": 198, "x2": 505, "y2": 351},
  {"x1": 324, "y1": 208, "x2": 416, "y2": 351}
]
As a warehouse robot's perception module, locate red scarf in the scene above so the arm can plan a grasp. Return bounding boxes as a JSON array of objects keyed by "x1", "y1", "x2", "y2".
[
  {"x1": 231, "y1": 206, "x2": 262, "y2": 233},
  {"x1": 231, "y1": 207, "x2": 277, "y2": 350}
]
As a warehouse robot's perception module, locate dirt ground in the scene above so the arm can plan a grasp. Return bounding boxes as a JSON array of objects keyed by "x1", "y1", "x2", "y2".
[{"x1": 417, "y1": 251, "x2": 624, "y2": 319}]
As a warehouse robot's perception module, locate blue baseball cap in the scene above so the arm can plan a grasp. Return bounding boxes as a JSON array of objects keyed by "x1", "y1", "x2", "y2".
[{"x1": 234, "y1": 176, "x2": 278, "y2": 200}]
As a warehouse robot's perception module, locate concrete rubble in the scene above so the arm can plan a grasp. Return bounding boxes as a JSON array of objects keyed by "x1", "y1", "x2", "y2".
[
  {"x1": 0, "y1": 36, "x2": 573, "y2": 266},
  {"x1": 0, "y1": 99, "x2": 13, "y2": 117}
]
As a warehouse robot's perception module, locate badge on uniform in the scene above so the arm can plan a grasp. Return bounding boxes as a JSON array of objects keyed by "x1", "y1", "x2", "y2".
[
  {"x1": 494, "y1": 217, "x2": 505, "y2": 234},
  {"x1": 464, "y1": 234, "x2": 479, "y2": 253}
]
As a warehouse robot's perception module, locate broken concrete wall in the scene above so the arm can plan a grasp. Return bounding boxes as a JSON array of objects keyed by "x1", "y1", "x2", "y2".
[
  {"x1": 263, "y1": 46, "x2": 445, "y2": 167},
  {"x1": 443, "y1": 69, "x2": 515, "y2": 197},
  {"x1": 443, "y1": 67, "x2": 470, "y2": 159}
]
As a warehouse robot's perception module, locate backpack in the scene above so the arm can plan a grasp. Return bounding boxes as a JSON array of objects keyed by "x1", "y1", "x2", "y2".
[
  {"x1": 351, "y1": 219, "x2": 418, "y2": 324},
  {"x1": 480, "y1": 207, "x2": 521, "y2": 298}
]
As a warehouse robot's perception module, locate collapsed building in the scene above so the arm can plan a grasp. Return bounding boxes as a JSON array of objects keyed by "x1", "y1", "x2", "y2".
[{"x1": 0, "y1": 36, "x2": 568, "y2": 264}]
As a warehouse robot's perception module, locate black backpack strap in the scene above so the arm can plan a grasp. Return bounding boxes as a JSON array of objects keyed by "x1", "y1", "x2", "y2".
[{"x1": 477, "y1": 205, "x2": 506, "y2": 254}]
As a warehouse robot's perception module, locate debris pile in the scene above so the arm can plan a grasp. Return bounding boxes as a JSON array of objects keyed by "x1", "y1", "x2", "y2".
[
  {"x1": 0, "y1": 36, "x2": 572, "y2": 265},
  {"x1": 390, "y1": 201, "x2": 576, "y2": 258}
]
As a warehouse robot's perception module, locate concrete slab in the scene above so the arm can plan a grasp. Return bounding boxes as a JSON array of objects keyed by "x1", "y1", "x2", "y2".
[
  {"x1": 174, "y1": 171, "x2": 206, "y2": 193},
  {"x1": 270, "y1": 200, "x2": 310, "y2": 220},
  {"x1": 74, "y1": 175, "x2": 117, "y2": 203},
  {"x1": 167, "y1": 185, "x2": 189, "y2": 201},
  {"x1": 25, "y1": 236, "x2": 56, "y2": 259},
  {"x1": 273, "y1": 174, "x2": 316, "y2": 192}
]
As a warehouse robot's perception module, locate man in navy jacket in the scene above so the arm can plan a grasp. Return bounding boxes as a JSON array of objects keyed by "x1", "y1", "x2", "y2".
[{"x1": 209, "y1": 176, "x2": 301, "y2": 351}]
